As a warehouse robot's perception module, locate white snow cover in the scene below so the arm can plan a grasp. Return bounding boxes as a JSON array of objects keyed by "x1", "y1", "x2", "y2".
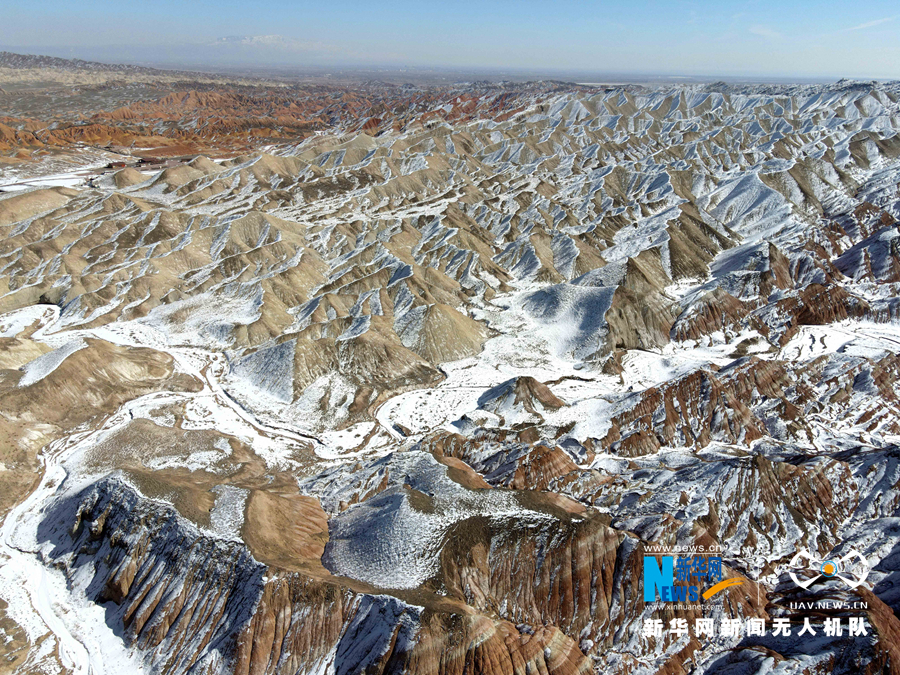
[
  {"x1": 309, "y1": 451, "x2": 559, "y2": 589},
  {"x1": 17, "y1": 338, "x2": 86, "y2": 387}
]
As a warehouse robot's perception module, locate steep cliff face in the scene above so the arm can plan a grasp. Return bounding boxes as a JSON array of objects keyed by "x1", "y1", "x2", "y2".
[
  {"x1": 40, "y1": 478, "x2": 268, "y2": 675},
  {"x1": 39, "y1": 477, "x2": 595, "y2": 675},
  {"x1": 438, "y1": 512, "x2": 645, "y2": 650}
]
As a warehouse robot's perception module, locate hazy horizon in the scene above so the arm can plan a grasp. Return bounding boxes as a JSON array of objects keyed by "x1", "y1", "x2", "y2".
[
  {"x1": 2, "y1": 0, "x2": 899, "y2": 81},
  {"x1": 0, "y1": 46, "x2": 857, "y2": 85}
]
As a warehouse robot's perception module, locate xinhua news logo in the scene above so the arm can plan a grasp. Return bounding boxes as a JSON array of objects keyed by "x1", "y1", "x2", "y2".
[
  {"x1": 788, "y1": 549, "x2": 870, "y2": 590},
  {"x1": 644, "y1": 555, "x2": 742, "y2": 603}
]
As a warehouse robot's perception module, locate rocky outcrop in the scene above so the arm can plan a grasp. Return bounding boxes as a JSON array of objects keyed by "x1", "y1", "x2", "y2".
[
  {"x1": 475, "y1": 376, "x2": 566, "y2": 425},
  {"x1": 423, "y1": 431, "x2": 581, "y2": 490},
  {"x1": 600, "y1": 368, "x2": 768, "y2": 454},
  {"x1": 40, "y1": 477, "x2": 595, "y2": 675},
  {"x1": 670, "y1": 288, "x2": 760, "y2": 342},
  {"x1": 439, "y1": 511, "x2": 642, "y2": 649},
  {"x1": 605, "y1": 253, "x2": 679, "y2": 353}
]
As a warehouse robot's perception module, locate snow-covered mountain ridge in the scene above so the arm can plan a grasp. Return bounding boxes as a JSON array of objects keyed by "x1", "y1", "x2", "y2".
[{"x1": 1, "y1": 80, "x2": 900, "y2": 674}]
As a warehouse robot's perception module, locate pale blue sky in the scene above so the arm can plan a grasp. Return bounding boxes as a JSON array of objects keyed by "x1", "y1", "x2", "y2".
[{"x1": 2, "y1": 0, "x2": 898, "y2": 79}]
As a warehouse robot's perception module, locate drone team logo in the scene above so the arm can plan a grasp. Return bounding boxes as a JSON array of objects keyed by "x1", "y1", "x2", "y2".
[{"x1": 788, "y1": 549, "x2": 870, "y2": 590}]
